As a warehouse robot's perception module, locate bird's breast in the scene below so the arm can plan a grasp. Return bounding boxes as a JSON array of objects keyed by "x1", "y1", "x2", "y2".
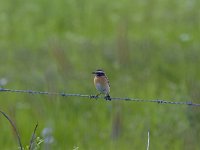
[{"x1": 94, "y1": 76, "x2": 110, "y2": 94}]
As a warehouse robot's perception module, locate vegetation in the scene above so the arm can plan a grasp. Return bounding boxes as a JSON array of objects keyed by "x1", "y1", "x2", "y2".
[{"x1": 0, "y1": 0, "x2": 200, "y2": 149}]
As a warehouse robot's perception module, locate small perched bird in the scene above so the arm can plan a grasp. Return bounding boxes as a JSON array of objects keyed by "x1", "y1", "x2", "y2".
[{"x1": 92, "y1": 69, "x2": 111, "y2": 100}]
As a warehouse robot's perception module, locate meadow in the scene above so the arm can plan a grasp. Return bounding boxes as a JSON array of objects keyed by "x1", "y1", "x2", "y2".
[{"x1": 0, "y1": 0, "x2": 200, "y2": 149}]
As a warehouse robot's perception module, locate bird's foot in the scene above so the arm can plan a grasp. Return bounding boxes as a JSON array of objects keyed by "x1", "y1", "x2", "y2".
[{"x1": 104, "y1": 95, "x2": 111, "y2": 101}]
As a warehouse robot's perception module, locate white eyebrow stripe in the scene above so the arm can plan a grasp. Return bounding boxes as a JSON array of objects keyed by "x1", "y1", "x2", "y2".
[{"x1": 96, "y1": 71, "x2": 104, "y2": 73}]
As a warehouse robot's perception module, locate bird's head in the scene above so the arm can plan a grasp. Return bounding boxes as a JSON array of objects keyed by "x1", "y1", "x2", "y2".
[{"x1": 92, "y1": 69, "x2": 105, "y2": 76}]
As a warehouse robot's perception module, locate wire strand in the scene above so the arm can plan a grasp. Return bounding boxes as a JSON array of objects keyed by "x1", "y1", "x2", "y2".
[{"x1": 0, "y1": 88, "x2": 199, "y2": 106}]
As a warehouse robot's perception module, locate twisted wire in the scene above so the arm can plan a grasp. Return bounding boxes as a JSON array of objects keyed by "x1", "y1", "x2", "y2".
[{"x1": 0, "y1": 88, "x2": 199, "y2": 106}]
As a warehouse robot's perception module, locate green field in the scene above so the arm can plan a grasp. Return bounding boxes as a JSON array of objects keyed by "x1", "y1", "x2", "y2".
[{"x1": 0, "y1": 0, "x2": 200, "y2": 149}]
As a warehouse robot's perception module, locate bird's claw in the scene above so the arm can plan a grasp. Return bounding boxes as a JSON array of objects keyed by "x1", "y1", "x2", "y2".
[
  {"x1": 104, "y1": 95, "x2": 111, "y2": 101},
  {"x1": 90, "y1": 95, "x2": 111, "y2": 101}
]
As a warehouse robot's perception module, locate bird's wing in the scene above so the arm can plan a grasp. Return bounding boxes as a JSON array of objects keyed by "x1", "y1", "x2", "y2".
[{"x1": 105, "y1": 75, "x2": 110, "y2": 87}]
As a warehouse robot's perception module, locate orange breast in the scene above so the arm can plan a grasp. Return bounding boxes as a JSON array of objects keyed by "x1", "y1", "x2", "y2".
[{"x1": 94, "y1": 76, "x2": 110, "y2": 94}]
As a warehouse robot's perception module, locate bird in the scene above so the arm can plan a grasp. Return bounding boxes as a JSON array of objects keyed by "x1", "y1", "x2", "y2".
[{"x1": 92, "y1": 69, "x2": 111, "y2": 101}]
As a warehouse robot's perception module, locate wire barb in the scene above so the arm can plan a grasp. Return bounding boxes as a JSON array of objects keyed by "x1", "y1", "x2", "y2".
[{"x1": 0, "y1": 88, "x2": 200, "y2": 106}]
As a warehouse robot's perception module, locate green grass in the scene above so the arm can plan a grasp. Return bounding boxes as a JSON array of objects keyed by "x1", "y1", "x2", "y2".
[{"x1": 0, "y1": 0, "x2": 200, "y2": 149}]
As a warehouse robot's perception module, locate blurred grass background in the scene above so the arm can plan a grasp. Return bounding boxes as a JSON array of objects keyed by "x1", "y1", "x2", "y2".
[{"x1": 0, "y1": 0, "x2": 200, "y2": 149}]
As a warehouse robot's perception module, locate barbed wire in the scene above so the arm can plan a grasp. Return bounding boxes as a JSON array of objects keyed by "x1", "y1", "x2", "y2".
[{"x1": 0, "y1": 88, "x2": 199, "y2": 107}]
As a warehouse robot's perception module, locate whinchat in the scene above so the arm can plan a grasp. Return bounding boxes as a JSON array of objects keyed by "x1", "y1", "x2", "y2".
[{"x1": 92, "y1": 69, "x2": 111, "y2": 101}]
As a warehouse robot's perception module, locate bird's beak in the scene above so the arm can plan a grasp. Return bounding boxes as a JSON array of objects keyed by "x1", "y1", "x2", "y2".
[{"x1": 92, "y1": 71, "x2": 96, "y2": 74}]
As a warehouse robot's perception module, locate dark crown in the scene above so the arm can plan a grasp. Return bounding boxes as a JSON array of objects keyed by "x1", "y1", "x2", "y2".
[{"x1": 93, "y1": 69, "x2": 105, "y2": 76}]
